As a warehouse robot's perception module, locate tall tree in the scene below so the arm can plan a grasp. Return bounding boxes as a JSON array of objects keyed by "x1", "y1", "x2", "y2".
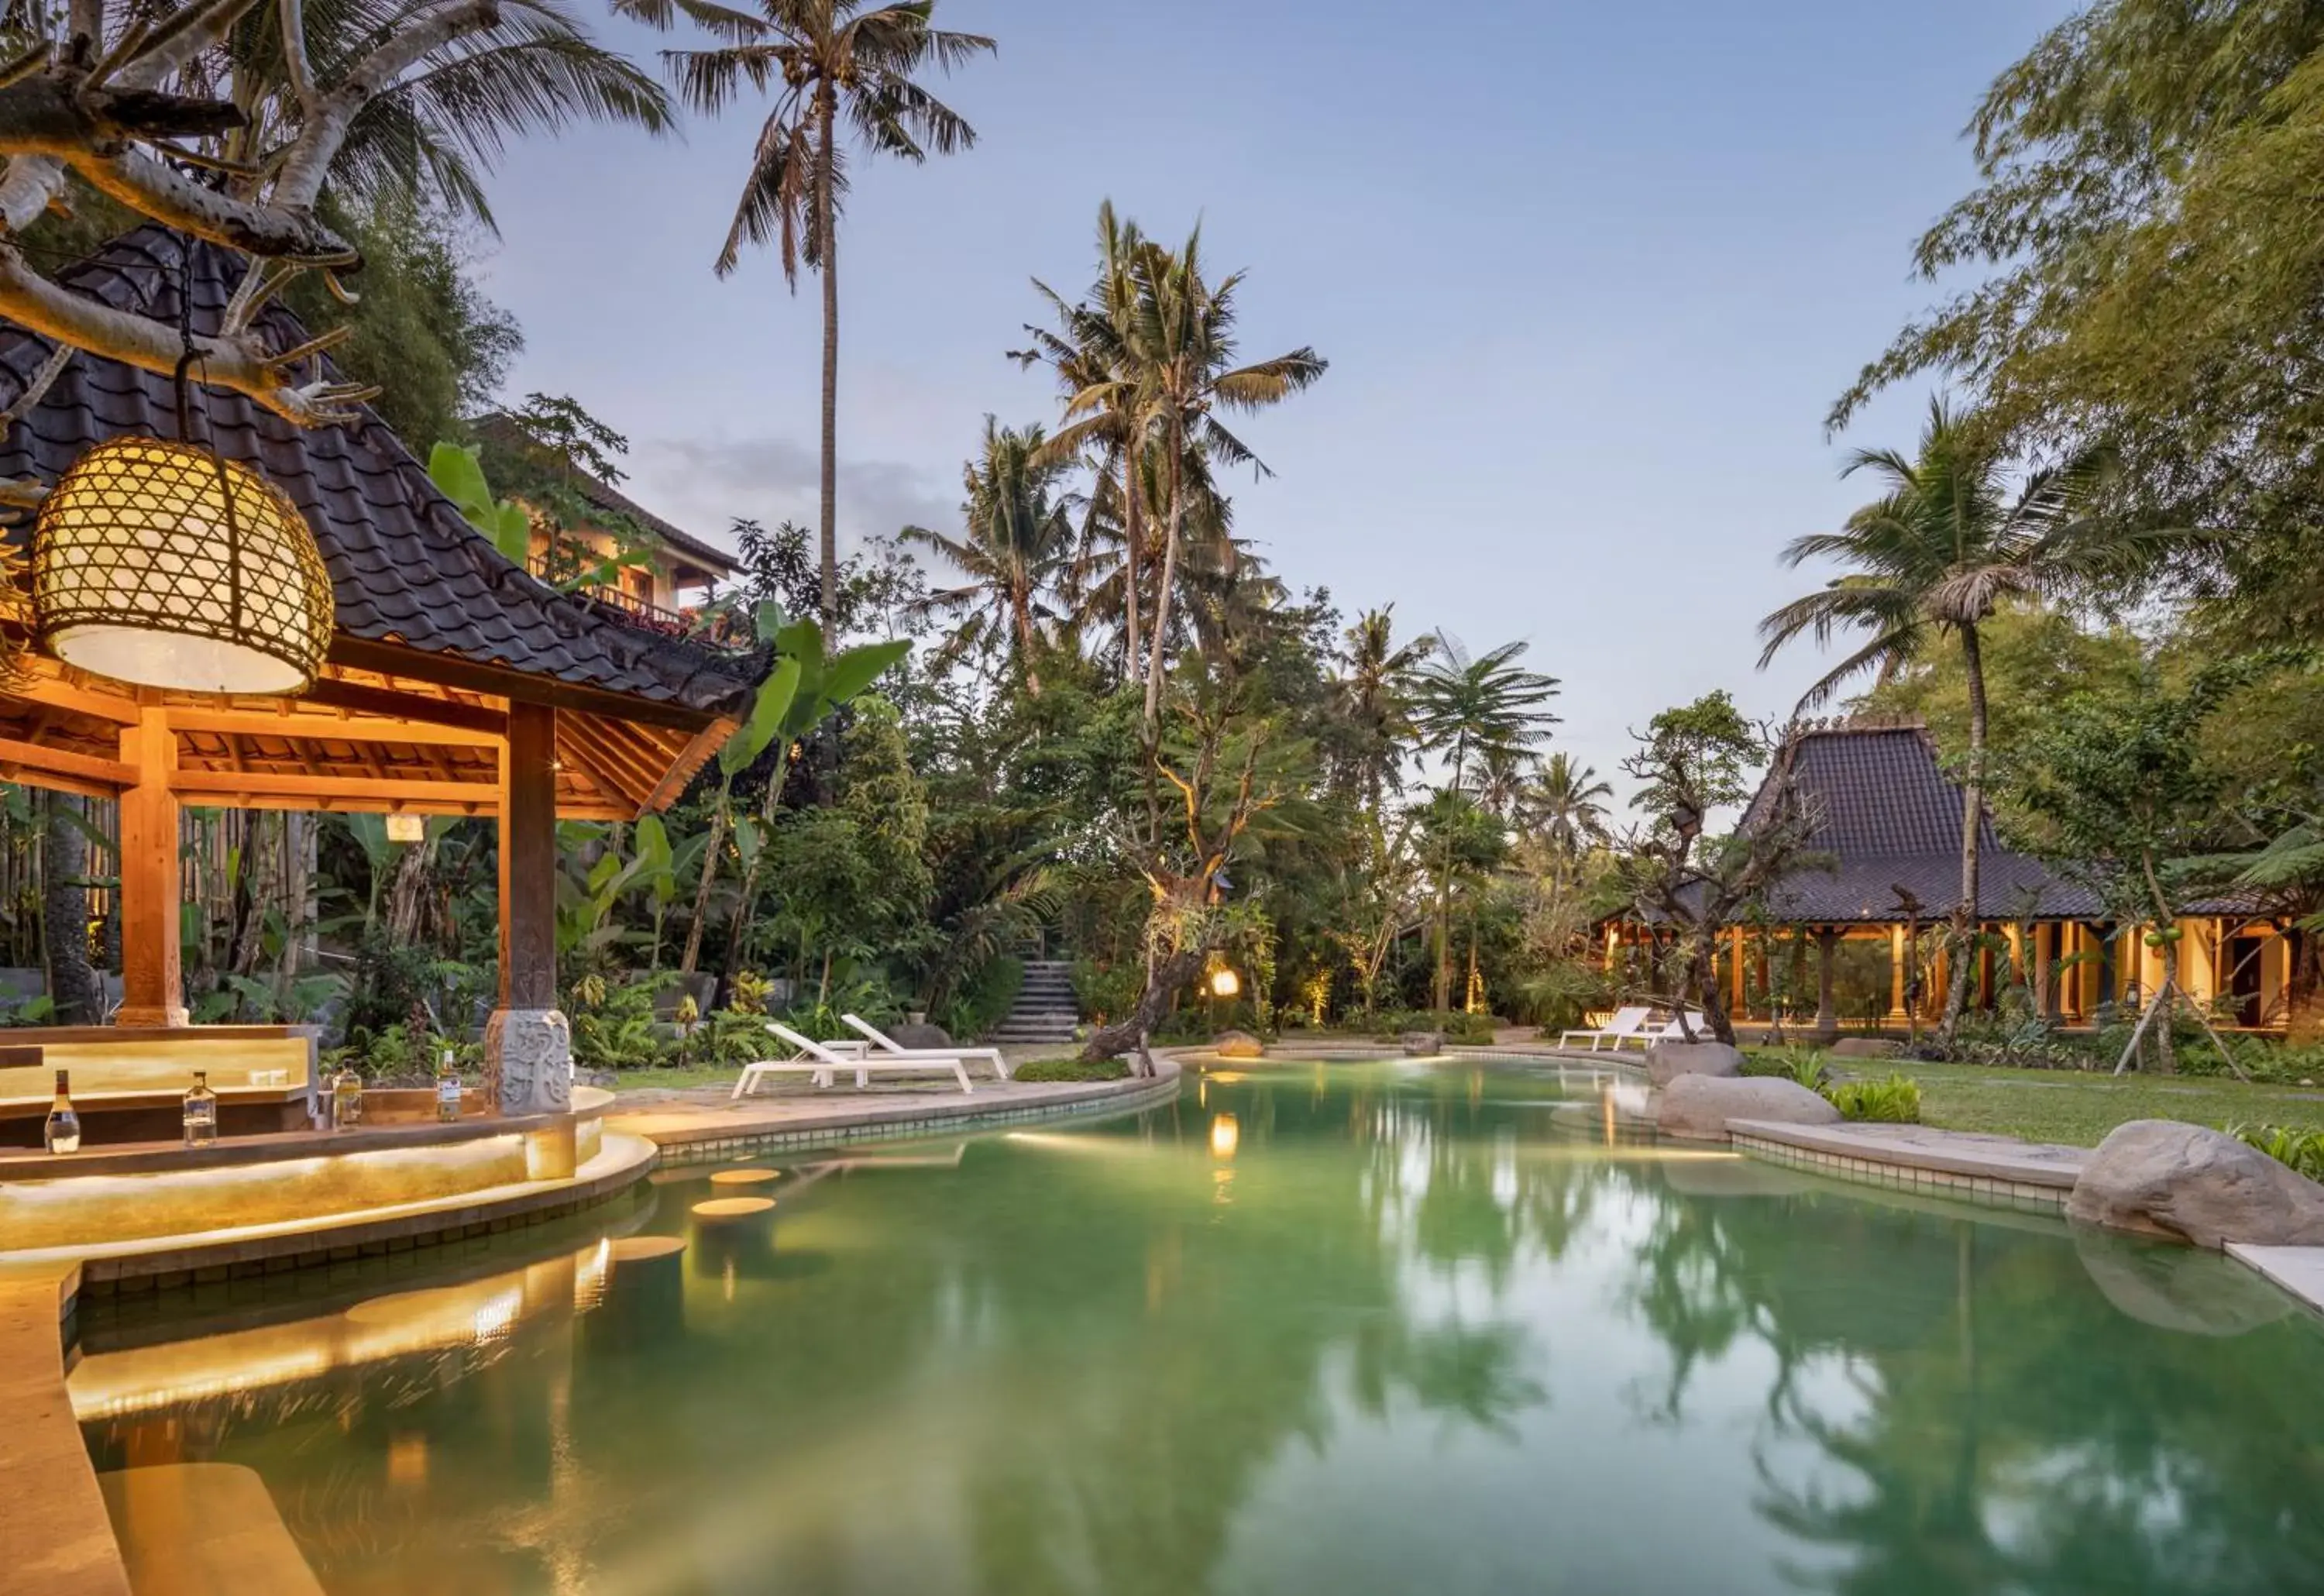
[
  {"x1": 1409, "y1": 633, "x2": 1560, "y2": 1010},
  {"x1": 1332, "y1": 606, "x2": 1435, "y2": 811},
  {"x1": 1051, "y1": 227, "x2": 1323, "y2": 733},
  {"x1": 1521, "y1": 752, "x2": 1612, "y2": 858},
  {"x1": 903, "y1": 417, "x2": 1077, "y2": 694},
  {"x1": 665, "y1": 0, "x2": 992, "y2": 628},
  {"x1": 1756, "y1": 399, "x2": 2135, "y2": 1044},
  {"x1": 1831, "y1": 0, "x2": 2324, "y2": 637},
  {"x1": 1614, "y1": 695, "x2": 1820, "y2": 1047},
  {"x1": 1016, "y1": 201, "x2": 1150, "y2": 683}
]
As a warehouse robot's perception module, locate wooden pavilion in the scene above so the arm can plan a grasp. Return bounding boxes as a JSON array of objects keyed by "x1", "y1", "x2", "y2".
[
  {"x1": 1604, "y1": 718, "x2": 2303, "y2": 1037},
  {"x1": 0, "y1": 227, "x2": 755, "y2": 1128}
]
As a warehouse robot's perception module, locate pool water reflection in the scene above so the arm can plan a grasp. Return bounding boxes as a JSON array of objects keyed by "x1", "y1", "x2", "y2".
[{"x1": 76, "y1": 1060, "x2": 2324, "y2": 1595}]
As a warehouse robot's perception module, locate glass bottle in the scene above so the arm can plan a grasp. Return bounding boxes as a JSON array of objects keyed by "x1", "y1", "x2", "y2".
[
  {"x1": 43, "y1": 1068, "x2": 80, "y2": 1154},
  {"x1": 435, "y1": 1048, "x2": 462, "y2": 1123},
  {"x1": 331, "y1": 1065, "x2": 365, "y2": 1130},
  {"x1": 182, "y1": 1070, "x2": 218, "y2": 1147}
]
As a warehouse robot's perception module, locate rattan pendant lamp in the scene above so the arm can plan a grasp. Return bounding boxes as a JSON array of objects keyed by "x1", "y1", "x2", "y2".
[{"x1": 32, "y1": 245, "x2": 333, "y2": 696}]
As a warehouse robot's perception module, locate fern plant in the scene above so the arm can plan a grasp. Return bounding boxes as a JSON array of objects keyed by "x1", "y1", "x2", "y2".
[{"x1": 1826, "y1": 1073, "x2": 1923, "y2": 1124}]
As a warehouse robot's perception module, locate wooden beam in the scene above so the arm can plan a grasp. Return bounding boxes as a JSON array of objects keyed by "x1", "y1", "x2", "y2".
[
  {"x1": 0, "y1": 737, "x2": 135, "y2": 789},
  {"x1": 117, "y1": 707, "x2": 186, "y2": 1027},
  {"x1": 12, "y1": 663, "x2": 141, "y2": 724},
  {"x1": 171, "y1": 769, "x2": 497, "y2": 810},
  {"x1": 306, "y1": 675, "x2": 509, "y2": 736},
  {"x1": 645, "y1": 716, "x2": 735, "y2": 811},
  {"x1": 329, "y1": 635, "x2": 729, "y2": 734},
  {"x1": 163, "y1": 707, "x2": 504, "y2": 750},
  {"x1": 559, "y1": 717, "x2": 658, "y2": 810}
]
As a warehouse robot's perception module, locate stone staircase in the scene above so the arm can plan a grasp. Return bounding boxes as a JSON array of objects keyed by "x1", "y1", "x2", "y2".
[{"x1": 985, "y1": 958, "x2": 1080, "y2": 1047}]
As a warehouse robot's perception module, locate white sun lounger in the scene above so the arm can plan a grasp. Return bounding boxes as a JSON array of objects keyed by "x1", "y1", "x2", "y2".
[
  {"x1": 1559, "y1": 1006, "x2": 1656, "y2": 1052},
  {"x1": 843, "y1": 1013, "x2": 1012, "y2": 1080},
  {"x1": 731, "y1": 1021, "x2": 974, "y2": 1099}
]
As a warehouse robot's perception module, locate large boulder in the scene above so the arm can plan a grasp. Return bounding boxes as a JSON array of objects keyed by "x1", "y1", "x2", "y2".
[
  {"x1": 1658, "y1": 1073, "x2": 1841, "y2": 1140},
  {"x1": 1831, "y1": 1037, "x2": 1902, "y2": 1060},
  {"x1": 2066, "y1": 1120, "x2": 2324, "y2": 1248},
  {"x1": 888, "y1": 1021, "x2": 954, "y2": 1050},
  {"x1": 1645, "y1": 1040, "x2": 1745, "y2": 1087},
  {"x1": 1212, "y1": 1030, "x2": 1266, "y2": 1060},
  {"x1": 1400, "y1": 1030, "x2": 1445, "y2": 1057}
]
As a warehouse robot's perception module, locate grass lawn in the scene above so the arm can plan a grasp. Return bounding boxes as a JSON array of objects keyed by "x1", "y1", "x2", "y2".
[{"x1": 1831, "y1": 1058, "x2": 2324, "y2": 1147}]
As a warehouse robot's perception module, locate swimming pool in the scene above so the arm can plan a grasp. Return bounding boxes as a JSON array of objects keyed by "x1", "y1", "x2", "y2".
[{"x1": 74, "y1": 1059, "x2": 2324, "y2": 1594}]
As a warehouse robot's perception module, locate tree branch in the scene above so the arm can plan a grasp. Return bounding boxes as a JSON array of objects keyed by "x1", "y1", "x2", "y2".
[
  {"x1": 0, "y1": 245, "x2": 374, "y2": 424},
  {"x1": 273, "y1": 0, "x2": 502, "y2": 210},
  {"x1": 277, "y1": 0, "x2": 319, "y2": 111}
]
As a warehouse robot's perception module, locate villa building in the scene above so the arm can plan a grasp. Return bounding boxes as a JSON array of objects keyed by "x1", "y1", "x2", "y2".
[
  {"x1": 1604, "y1": 718, "x2": 2303, "y2": 1035},
  {"x1": 473, "y1": 414, "x2": 737, "y2": 635}
]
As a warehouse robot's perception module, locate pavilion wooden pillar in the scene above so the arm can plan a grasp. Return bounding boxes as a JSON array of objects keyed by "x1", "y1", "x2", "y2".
[
  {"x1": 1888, "y1": 924, "x2": 1909, "y2": 1024},
  {"x1": 115, "y1": 707, "x2": 187, "y2": 1027},
  {"x1": 486, "y1": 700, "x2": 571, "y2": 1115},
  {"x1": 1814, "y1": 926, "x2": 1839, "y2": 1042},
  {"x1": 498, "y1": 701, "x2": 557, "y2": 1011},
  {"x1": 2033, "y1": 924, "x2": 2056, "y2": 1020}
]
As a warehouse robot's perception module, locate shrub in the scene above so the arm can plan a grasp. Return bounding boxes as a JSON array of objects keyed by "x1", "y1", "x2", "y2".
[
  {"x1": 937, "y1": 955, "x2": 1023, "y2": 1042},
  {"x1": 569, "y1": 979, "x2": 665, "y2": 1070},
  {"x1": 1012, "y1": 1056, "x2": 1129, "y2": 1083},
  {"x1": 1071, "y1": 958, "x2": 1144, "y2": 1027},
  {"x1": 1371, "y1": 1008, "x2": 1497, "y2": 1045},
  {"x1": 1745, "y1": 1044, "x2": 1831, "y2": 1091},
  {"x1": 1826, "y1": 1072, "x2": 1923, "y2": 1123},
  {"x1": 2226, "y1": 1123, "x2": 2324, "y2": 1182}
]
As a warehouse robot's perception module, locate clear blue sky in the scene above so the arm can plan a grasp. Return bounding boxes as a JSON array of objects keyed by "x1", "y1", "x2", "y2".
[{"x1": 472, "y1": 0, "x2": 2074, "y2": 793}]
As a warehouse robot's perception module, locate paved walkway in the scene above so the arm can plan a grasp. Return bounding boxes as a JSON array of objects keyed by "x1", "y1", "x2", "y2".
[
  {"x1": 1726, "y1": 1119, "x2": 2089, "y2": 1188},
  {"x1": 607, "y1": 1061, "x2": 1177, "y2": 1160}
]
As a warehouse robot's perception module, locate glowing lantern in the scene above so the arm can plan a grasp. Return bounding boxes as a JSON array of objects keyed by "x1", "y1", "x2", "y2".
[
  {"x1": 1208, "y1": 965, "x2": 1241, "y2": 999},
  {"x1": 385, "y1": 813, "x2": 425, "y2": 844},
  {"x1": 35, "y1": 439, "x2": 333, "y2": 694}
]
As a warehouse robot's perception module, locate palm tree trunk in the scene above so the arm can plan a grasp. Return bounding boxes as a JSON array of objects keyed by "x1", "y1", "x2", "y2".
[
  {"x1": 1940, "y1": 622, "x2": 1989, "y2": 1046},
  {"x1": 816, "y1": 84, "x2": 841, "y2": 631},
  {"x1": 1121, "y1": 448, "x2": 1142, "y2": 690},
  {"x1": 1014, "y1": 586, "x2": 1042, "y2": 697},
  {"x1": 1431, "y1": 843, "x2": 1452, "y2": 1012},
  {"x1": 1142, "y1": 424, "x2": 1184, "y2": 731}
]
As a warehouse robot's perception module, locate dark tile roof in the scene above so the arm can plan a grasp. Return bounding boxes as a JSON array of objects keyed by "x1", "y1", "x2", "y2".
[
  {"x1": 0, "y1": 228, "x2": 754, "y2": 720},
  {"x1": 472, "y1": 413, "x2": 737, "y2": 576},
  {"x1": 1742, "y1": 721, "x2": 2102, "y2": 922}
]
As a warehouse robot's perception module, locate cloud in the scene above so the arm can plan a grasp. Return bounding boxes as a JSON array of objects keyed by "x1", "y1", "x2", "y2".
[{"x1": 632, "y1": 435, "x2": 957, "y2": 556}]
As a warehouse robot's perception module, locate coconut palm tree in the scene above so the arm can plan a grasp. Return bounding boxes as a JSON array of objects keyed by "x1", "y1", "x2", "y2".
[
  {"x1": 1411, "y1": 633, "x2": 1561, "y2": 1010},
  {"x1": 1016, "y1": 201, "x2": 1150, "y2": 683},
  {"x1": 665, "y1": 0, "x2": 993, "y2": 628},
  {"x1": 1050, "y1": 228, "x2": 1323, "y2": 734},
  {"x1": 1335, "y1": 606, "x2": 1436, "y2": 811},
  {"x1": 1755, "y1": 397, "x2": 2144, "y2": 1042},
  {"x1": 902, "y1": 418, "x2": 1077, "y2": 694},
  {"x1": 1521, "y1": 752, "x2": 1613, "y2": 857}
]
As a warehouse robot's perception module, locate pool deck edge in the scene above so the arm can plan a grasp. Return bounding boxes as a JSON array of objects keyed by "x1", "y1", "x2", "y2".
[
  {"x1": 0, "y1": 1262, "x2": 131, "y2": 1596},
  {"x1": 2224, "y1": 1243, "x2": 2324, "y2": 1320}
]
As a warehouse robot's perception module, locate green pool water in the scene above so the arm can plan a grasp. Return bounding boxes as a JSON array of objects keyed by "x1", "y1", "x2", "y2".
[{"x1": 75, "y1": 1060, "x2": 2324, "y2": 1595}]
